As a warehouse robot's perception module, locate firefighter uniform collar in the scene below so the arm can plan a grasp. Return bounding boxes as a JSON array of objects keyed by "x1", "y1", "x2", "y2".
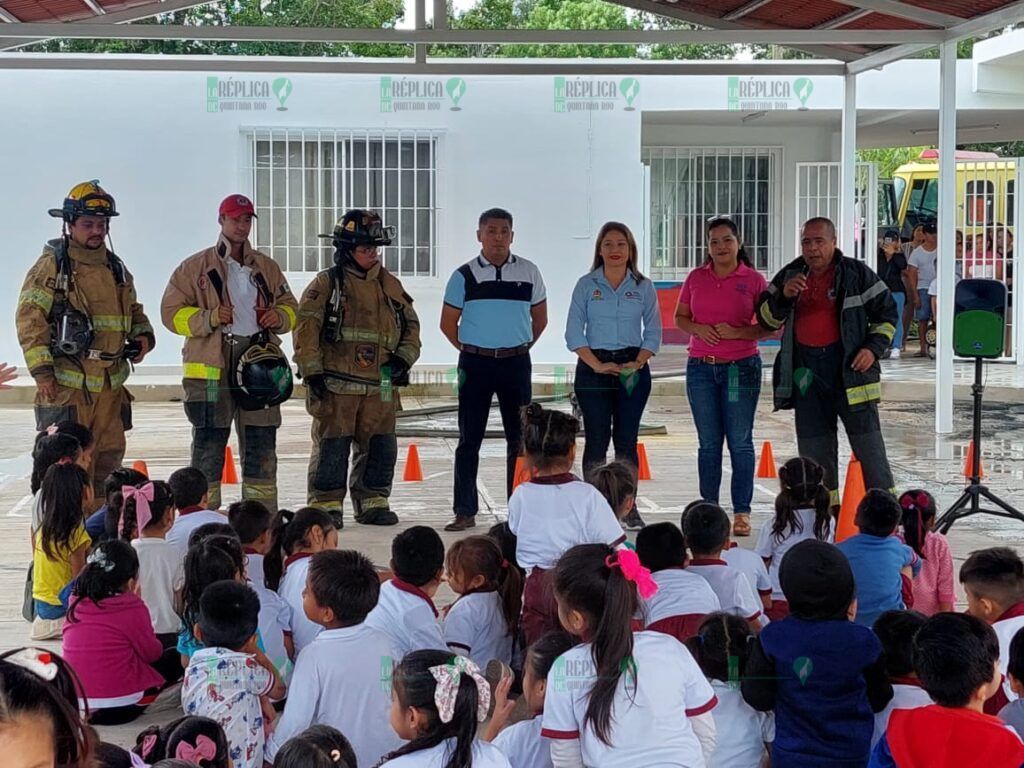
[
  {"x1": 343, "y1": 258, "x2": 381, "y2": 281},
  {"x1": 216, "y1": 233, "x2": 258, "y2": 268},
  {"x1": 66, "y1": 239, "x2": 109, "y2": 266}
]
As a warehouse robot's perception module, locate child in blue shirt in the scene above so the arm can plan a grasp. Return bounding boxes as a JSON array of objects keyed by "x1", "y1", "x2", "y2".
[
  {"x1": 742, "y1": 539, "x2": 893, "y2": 768},
  {"x1": 837, "y1": 490, "x2": 921, "y2": 628}
]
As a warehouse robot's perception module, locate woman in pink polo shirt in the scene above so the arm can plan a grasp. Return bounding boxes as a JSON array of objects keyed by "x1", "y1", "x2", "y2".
[{"x1": 674, "y1": 217, "x2": 771, "y2": 537}]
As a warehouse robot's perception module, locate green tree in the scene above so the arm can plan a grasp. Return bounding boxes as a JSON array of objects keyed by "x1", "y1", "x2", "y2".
[{"x1": 858, "y1": 146, "x2": 929, "y2": 179}]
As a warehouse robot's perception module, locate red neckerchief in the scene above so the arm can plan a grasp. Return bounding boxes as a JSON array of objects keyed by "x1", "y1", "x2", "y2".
[
  {"x1": 529, "y1": 473, "x2": 579, "y2": 485},
  {"x1": 689, "y1": 558, "x2": 728, "y2": 567},
  {"x1": 284, "y1": 551, "x2": 314, "y2": 569},
  {"x1": 891, "y1": 675, "x2": 924, "y2": 688},
  {"x1": 243, "y1": 547, "x2": 261, "y2": 556},
  {"x1": 178, "y1": 505, "x2": 205, "y2": 516},
  {"x1": 996, "y1": 601, "x2": 1024, "y2": 623},
  {"x1": 392, "y1": 578, "x2": 439, "y2": 617}
]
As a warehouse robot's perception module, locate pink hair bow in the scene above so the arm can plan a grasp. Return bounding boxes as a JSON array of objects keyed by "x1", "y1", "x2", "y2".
[
  {"x1": 428, "y1": 655, "x2": 491, "y2": 724},
  {"x1": 121, "y1": 483, "x2": 155, "y2": 536},
  {"x1": 606, "y1": 549, "x2": 659, "y2": 600},
  {"x1": 174, "y1": 734, "x2": 218, "y2": 763}
]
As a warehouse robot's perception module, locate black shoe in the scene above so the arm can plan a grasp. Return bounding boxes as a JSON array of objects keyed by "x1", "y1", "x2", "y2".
[
  {"x1": 355, "y1": 507, "x2": 399, "y2": 526},
  {"x1": 444, "y1": 516, "x2": 477, "y2": 532},
  {"x1": 621, "y1": 506, "x2": 646, "y2": 530},
  {"x1": 329, "y1": 511, "x2": 344, "y2": 530}
]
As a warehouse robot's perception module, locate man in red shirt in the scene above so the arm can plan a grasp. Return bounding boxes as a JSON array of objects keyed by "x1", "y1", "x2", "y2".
[{"x1": 757, "y1": 218, "x2": 898, "y2": 509}]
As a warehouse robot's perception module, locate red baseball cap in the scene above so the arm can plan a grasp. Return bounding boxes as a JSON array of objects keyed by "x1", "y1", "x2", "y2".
[{"x1": 219, "y1": 194, "x2": 257, "y2": 218}]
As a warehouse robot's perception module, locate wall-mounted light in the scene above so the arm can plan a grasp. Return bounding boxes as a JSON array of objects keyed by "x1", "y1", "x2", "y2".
[
  {"x1": 910, "y1": 124, "x2": 1001, "y2": 135},
  {"x1": 742, "y1": 111, "x2": 767, "y2": 123}
]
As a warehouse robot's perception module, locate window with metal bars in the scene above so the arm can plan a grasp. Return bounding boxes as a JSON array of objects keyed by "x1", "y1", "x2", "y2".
[
  {"x1": 643, "y1": 147, "x2": 782, "y2": 279},
  {"x1": 245, "y1": 129, "x2": 440, "y2": 277}
]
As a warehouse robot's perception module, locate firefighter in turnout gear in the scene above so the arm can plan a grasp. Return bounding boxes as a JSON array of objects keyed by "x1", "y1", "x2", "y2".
[
  {"x1": 293, "y1": 209, "x2": 421, "y2": 526},
  {"x1": 16, "y1": 181, "x2": 155, "y2": 501},
  {"x1": 161, "y1": 195, "x2": 298, "y2": 512}
]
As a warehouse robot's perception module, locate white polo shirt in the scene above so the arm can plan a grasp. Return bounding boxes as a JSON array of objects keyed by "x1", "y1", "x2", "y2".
[
  {"x1": 443, "y1": 590, "x2": 513, "y2": 668},
  {"x1": 752, "y1": 509, "x2": 833, "y2": 601},
  {"x1": 686, "y1": 559, "x2": 763, "y2": 623},
  {"x1": 278, "y1": 553, "x2": 322, "y2": 654},
  {"x1": 872, "y1": 681, "x2": 933, "y2": 748},
  {"x1": 508, "y1": 475, "x2": 626, "y2": 571},
  {"x1": 542, "y1": 631, "x2": 717, "y2": 768},
  {"x1": 994, "y1": 608, "x2": 1024, "y2": 703},
  {"x1": 366, "y1": 579, "x2": 446, "y2": 660},
  {"x1": 492, "y1": 716, "x2": 551, "y2": 768},
  {"x1": 245, "y1": 551, "x2": 293, "y2": 685},
  {"x1": 224, "y1": 255, "x2": 261, "y2": 336},
  {"x1": 707, "y1": 680, "x2": 773, "y2": 768},
  {"x1": 722, "y1": 544, "x2": 773, "y2": 599},
  {"x1": 131, "y1": 536, "x2": 185, "y2": 635},
  {"x1": 166, "y1": 507, "x2": 229, "y2": 555},
  {"x1": 379, "y1": 738, "x2": 511, "y2": 768},
  {"x1": 265, "y1": 623, "x2": 403, "y2": 767},
  {"x1": 642, "y1": 568, "x2": 721, "y2": 626}
]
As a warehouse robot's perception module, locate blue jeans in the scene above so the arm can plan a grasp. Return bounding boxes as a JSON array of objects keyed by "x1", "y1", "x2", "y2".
[
  {"x1": 686, "y1": 355, "x2": 762, "y2": 514},
  {"x1": 891, "y1": 292, "x2": 905, "y2": 350}
]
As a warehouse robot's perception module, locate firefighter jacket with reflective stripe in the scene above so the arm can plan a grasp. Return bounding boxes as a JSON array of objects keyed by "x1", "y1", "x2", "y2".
[
  {"x1": 16, "y1": 239, "x2": 155, "y2": 393},
  {"x1": 160, "y1": 237, "x2": 298, "y2": 381},
  {"x1": 294, "y1": 260, "x2": 421, "y2": 395},
  {"x1": 756, "y1": 250, "x2": 897, "y2": 411}
]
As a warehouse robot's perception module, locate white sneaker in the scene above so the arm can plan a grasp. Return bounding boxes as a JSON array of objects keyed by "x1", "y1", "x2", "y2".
[
  {"x1": 890, "y1": 348, "x2": 901, "y2": 359},
  {"x1": 30, "y1": 617, "x2": 63, "y2": 641}
]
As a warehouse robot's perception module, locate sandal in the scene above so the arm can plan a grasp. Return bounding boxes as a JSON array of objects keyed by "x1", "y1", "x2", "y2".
[{"x1": 732, "y1": 513, "x2": 752, "y2": 537}]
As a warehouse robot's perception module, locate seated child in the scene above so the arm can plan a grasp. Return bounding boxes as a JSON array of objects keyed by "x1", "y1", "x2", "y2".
[
  {"x1": 836, "y1": 489, "x2": 921, "y2": 628},
  {"x1": 871, "y1": 610, "x2": 932, "y2": 747},
  {"x1": 588, "y1": 459, "x2": 644, "y2": 531},
  {"x1": 271, "y1": 739, "x2": 336, "y2": 768},
  {"x1": 753, "y1": 457, "x2": 833, "y2": 622},
  {"x1": 296, "y1": 725, "x2": 358, "y2": 768},
  {"x1": 29, "y1": 431, "x2": 83, "y2": 544},
  {"x1": 267, "y1": 550, "x2": 402, "y2": 768},
  {"x1": 742, "y1": 539, "x2": 893, "y2": 767},
  {"x1": 228, "y1": 500, "x2": 294, "y2": 684},
  {"x1": 166, "y1": 467, "x2": 225, "y2": 554},
  {"x1": 62, "y1": 540, "x2": 182, "y2": 725},
  {"x1": 688, "y1": 613, "x2": 774, "y2": 768},
  {"x1": 443, "y1": 535, "x2": 522, "y2": 668},
  {"x1": 635, "y1": 522, "x2": 720, "y2": 641},
  {"x1": 122, "y1": 481, "x2": 183, "y2": 647},
  {"x1": 134, "y1": 715, "x2": 232, "y2": 767},
  {"x1": 274, "y1": 507, "x2": 339, "y2": 654},
  {"x1": 178, "y1": 534, "x2": 246, "y2": 661},
  {"x1": 366, "y1": 525, "x2": 447, "y2": 658},
  {"x1": 507, "y1": 404, "x2": 626, "y2": 646},
  {"x1": 182, "y1": 580, "x2": 285, "y2": 768},
  {"x1": 870, "y1": 613, "x2": 1024, "y2": 768},
  {"x1": 898, "y1": 489, "x2": 954, "y2": 615},
  {"x1": 960, "y1": 546, "x2": 1024, "y2": 713},
  {"x1": 999, "y1": 627, "x2": 1024, "y2": 738},
  {"x1": 682, "y1": 502, "x2": 763, "y2": 629},
  {"x1": 484, "y1": 631, "x2": 576, "y2": 768},
  {"x1": 94, "y1": 467, "x2": 147, "y2": 542}
]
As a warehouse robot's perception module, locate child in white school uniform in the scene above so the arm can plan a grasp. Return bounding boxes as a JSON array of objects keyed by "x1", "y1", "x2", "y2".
[
  {"x1": 753, "y1": 457, "x2": 834, "y2": 622},
  {"x1": 542, "y1": 544, "x2": 719, "y2": 768},
  {"x1": 379, "y1": 650, "x2": 511, "y2": 768},
  {"x1": 166, "y1": 467, "x2": 227, "y2": 555},
  {"x1": 507, "y1": 403, "x2": 626, "y2": 647},
  {"x1": 265, "y1": 550, "x2": 404, "y2": 768},
  {"x1": 228, "y1": 500, "x2": 295, "y2": 686},
  {"x1": 366, "y1": 526, "x2": 447, "y2": 659},
  {"x1": 687, "y1": 613, "x2": 774, "y2": 768},
  {"x1": 871, "y1": 610, "x2": 933, "y2": 748},
  {"x1": 484, "y1": 631, "x2": 576, "y2": 768},
  {"x1": 683, "y1": 502, "x2": 764, "y2": 631},
  {"x1": 635, "y1": 522, "x2": 720, "y2": 642},
  {"x1": 443, "y1": 535, "x2": 523, "y2": 669},
  {"x1": 274, "y1": 508, "x2": 339, "y2": 655}
]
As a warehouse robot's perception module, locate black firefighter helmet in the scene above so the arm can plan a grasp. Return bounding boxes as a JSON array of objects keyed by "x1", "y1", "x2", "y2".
[
  {"x1": 233, "y1": 336, "x2": 294, "y2": 411},
  {"x1": 319, "y1": 209, "x2": 395, "y2": 253}
]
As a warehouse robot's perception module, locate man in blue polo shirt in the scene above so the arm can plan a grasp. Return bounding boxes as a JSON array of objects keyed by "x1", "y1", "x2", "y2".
[{"x1": 440, "y1": 208, "x2": 548, "y2": 531}]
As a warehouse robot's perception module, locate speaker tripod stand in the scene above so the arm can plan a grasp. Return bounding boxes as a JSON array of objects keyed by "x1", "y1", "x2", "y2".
[{"x1": 935, "y1": 356, "x2": 1024, "y2": 534}]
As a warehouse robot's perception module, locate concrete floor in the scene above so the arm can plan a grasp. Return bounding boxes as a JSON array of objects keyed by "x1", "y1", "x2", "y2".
[{"x1": 2, "y1": 386, "x2": 1022, "y2": 748}]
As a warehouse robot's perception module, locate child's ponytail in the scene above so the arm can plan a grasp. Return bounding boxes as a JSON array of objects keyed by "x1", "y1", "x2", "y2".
[
  {"x1": 38, "y1": 460, "x2": 90, "y2": 559},
  {"x1": 520, "y1": 402, "x2": 579, "y2": 471},
  {"x1": 118, "y1": 480, "x2": 174, "y2": 541},
  {"x1": 553, "y1": 543, "x2": 639, "y2": 745},
  {"x1": 30, "y1": 432, "x2": 81, "y2": 495},
  {"x1": 445, "y1": 535, "x2": 523, "y2": 637},
  {"x1": 69, "y1": 539, "x2": 140, "y2": 622},
  {"x1": 775, "y1": 457, "x2": 832, "y2": 542},
  {"x1": 899, "y1": 489, "x2": 937, "y2": 560},
  {"x1": 133, "y1": 715, "x2": 230, "y2": 767},
  {"x1": 263, "y1": 509, "x2": 291, "y2": 591},
  {"x1": 378, "y1": 650, "x2": 489, "y2": 768},
  {"x1": 686, "y1": 612, "x2": 755, "y2": 684}
]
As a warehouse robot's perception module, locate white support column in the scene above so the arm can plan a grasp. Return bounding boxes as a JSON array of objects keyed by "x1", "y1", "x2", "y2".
[
  {"x1": 839, "y1": 73, "x2": 857, "y2": 257},
  {"x1": 936, "y1": 40, "x2": 957, "y2": 434}
]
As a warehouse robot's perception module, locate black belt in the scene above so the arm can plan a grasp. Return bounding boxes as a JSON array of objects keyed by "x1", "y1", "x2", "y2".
[
  {"x1": 592, "y1": 347, "x2": 640, "y2": 365},
  {"x1": 461, "y1": 343, "x2": 530, "y2": 359}
]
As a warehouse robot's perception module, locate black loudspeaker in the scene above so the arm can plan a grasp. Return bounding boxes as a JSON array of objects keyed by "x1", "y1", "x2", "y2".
[{"x1": 953, "y1": 279, "x2": 1007, "y2": 358}]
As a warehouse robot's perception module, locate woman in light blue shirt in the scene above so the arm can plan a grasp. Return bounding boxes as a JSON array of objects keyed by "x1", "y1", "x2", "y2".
[{"x1": 565, "y1": 222, "x2": 661, "y2": 526}]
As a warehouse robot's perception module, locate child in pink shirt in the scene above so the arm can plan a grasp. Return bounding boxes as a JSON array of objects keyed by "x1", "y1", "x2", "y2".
[{"x1": 898, "y1": 490, "x2": 954, "y2": 615}]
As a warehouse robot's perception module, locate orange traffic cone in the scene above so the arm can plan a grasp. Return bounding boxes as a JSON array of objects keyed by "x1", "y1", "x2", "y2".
[
  {"x1": 836, "y1": 455, "x2": 866, "y2": 543},
  {"x1": 512, "y1": 456, "x2": 532, "y2": 490},
  {"x1": 637, "y1": 443, "x2": 652, "y2": 481},
  {"x1": 403, "y1": 443, "x2": 424, "y2": 482},
  {"x1": 964, "y1": 440, "x2": 984, "y2": 479},
  {"x1": 131, "y1": 459, "x2": 149, "y2": 478},
  {"x1": 222, "y1": 445, "x2": 239, "y2": 485},
  {"x1": 756, "y1": 441, "x2": 777, "y2": 479}
]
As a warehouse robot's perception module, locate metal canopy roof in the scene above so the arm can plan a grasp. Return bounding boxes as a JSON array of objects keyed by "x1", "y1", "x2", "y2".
[{"x1": 0, "y1": 0, "x2": 1021, "y2": 74}]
